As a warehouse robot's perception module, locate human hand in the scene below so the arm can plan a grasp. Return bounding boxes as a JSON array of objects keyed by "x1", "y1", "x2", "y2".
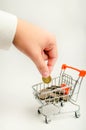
[{"x1": 13, "y1": 19, "x2": 57, "y2": 77}]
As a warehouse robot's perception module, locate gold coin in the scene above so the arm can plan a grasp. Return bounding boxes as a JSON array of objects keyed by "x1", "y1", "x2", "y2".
[{"x1": 42, "y1": 76, "x2": 52, "y2": 84}]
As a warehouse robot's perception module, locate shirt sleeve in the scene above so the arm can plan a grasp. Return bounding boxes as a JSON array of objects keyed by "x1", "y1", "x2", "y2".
[{"x1": 0, "y1": 10, "x2": 17, "y2": 50}]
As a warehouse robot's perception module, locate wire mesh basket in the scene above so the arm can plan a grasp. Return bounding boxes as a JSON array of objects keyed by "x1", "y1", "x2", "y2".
[{"x1": 32, "y1": 64, "x2": 86, "y2": 123}]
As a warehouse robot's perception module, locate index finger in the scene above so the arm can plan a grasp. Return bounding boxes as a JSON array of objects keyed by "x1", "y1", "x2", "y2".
[{"x1": 45, "y1": 43, "x2": 58, "y2": 73}]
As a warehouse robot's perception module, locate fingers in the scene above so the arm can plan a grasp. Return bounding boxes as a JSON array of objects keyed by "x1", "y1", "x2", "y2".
[
  {"x1": 35, "y1": 52, "x2": 50, "y2": 77},
  {"x1": 41, "y1": 50, "x2": 48, "y2": 60},
  {"x1": 34, "y1": 43, "x2": 57, "y2": 77},
  {"x1": 44, "y1": 42, "x2": 58, "y2": 73},
  {"x1": 48, "y1": 45, "x2": 57, "y2": 73}
]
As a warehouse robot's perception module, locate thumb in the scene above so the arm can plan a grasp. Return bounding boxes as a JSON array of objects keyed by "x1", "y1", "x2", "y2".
[{"x1": 34, "y1": 54, "x2": 49, "y2": 77}]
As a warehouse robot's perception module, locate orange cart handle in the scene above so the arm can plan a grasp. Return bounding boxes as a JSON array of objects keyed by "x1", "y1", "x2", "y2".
[{"x1": 62, "y1": 64, "x2": 86, "y2": 77}]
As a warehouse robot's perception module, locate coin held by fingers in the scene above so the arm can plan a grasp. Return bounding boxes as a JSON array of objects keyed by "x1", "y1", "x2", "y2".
[{"x1": 42, "y1": 76, "x2": 52, "y2": 84}]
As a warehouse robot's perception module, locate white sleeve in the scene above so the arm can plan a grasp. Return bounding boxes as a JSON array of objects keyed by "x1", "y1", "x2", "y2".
[{"x1": 0, "y1": 10, "x2": 17, "y2": 49}]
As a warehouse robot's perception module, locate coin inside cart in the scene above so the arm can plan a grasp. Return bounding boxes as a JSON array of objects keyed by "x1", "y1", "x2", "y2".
[{"x1": 42, "y1": 76, "x2": 52, "y2": 84}]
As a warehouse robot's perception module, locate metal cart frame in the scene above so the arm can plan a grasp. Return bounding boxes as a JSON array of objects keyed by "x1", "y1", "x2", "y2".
[{"x1": 32, "y1": 64, "x2": 86, "y2": 123}]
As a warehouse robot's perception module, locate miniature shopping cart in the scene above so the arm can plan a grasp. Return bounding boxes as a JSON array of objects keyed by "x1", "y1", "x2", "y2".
[{"x1": 32, "y1": 64, "x2": 86, "y2": 123}]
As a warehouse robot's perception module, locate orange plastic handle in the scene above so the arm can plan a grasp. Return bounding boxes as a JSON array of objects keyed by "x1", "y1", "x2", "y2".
[{"x1": 62, "y1": 64, "x2": 86, "y2": 77}]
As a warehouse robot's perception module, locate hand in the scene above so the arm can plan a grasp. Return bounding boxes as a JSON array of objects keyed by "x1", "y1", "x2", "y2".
[{"x1": 13, "y1": 19, "x2": 57, "y2": 77}]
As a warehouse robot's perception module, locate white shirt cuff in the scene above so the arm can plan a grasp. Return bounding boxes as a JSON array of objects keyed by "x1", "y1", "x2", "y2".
[{"x1": 0, "y1": 10, "x2": 17, "y2": 49}]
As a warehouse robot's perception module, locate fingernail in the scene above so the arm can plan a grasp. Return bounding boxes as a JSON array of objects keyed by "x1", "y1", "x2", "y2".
[{"x1": 42, "y1": 72, "x2": 49, "y2": 77}]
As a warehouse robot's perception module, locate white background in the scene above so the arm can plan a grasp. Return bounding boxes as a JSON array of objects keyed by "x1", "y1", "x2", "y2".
[{"x1": 0, "y1": 0, "x2": 86, "y2": 130}]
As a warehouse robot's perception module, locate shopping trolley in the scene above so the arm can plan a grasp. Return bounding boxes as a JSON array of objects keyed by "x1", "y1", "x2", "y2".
[{"x1": 32, "y1": 64, "x2": 86, "y2": 123}]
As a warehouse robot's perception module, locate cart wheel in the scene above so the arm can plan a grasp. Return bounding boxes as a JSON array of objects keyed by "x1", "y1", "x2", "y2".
[
  {"x1": 61, "y1": 101, "x2": 64, "y2": 107},
  {"x1": 38, "y1": 109, "x2": 41, "y2": 114},
  {"x1": 75, "y1": 111, "x2": 80, "y2": 118},
  {"x1": 45, "y1": 117, "x2": 51, "y2": 124}
]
